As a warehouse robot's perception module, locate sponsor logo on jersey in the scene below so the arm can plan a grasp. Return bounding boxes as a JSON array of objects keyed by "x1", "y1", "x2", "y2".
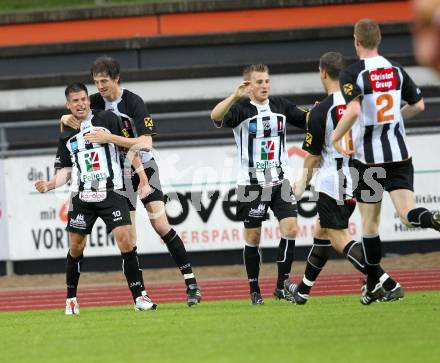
[
  {"x1": 80, "y1": 150, "x2": 110, "y2": 182},
  {"x1": 304, "y1": 132, "x2": 313, "y2": 147},
  {"x1": 260, "y1": 140, "x2": 275, "y2": 160},
  {"x1": 85, "y1": 151, "x2": 101, "y2": 172},
  {"x1": 144, "y1": 117, "x2": 154, "y2": 127},
  {"x1": 335, "y1": 104, "x2": 347, "y2": 122},
  {"x1": 369, "y1": 68, "x2": 397, "y2": 92},
  {"x1": 343, "y1": 83, "x2": 353, "y2": 96},
  {"x1": 79, "y1": 191, "x2": 107, "y2": 202}
]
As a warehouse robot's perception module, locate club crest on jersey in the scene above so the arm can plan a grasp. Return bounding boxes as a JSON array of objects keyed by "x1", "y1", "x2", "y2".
[
  {"x1": 144, "y1": 117, "x2": 154, "y2": 127},
  {"x1": 262, "y1": 119, "x2": 271, "y2": 131},
  {"x1": 343, "y1": 83, "x2": 353, "y2": 96},
  {"x1": 122, "y1": 129, "x2": 130, "y2": 138},
  {"x1": 249, "y1": 122, "x2": 257, "y2": 134}
]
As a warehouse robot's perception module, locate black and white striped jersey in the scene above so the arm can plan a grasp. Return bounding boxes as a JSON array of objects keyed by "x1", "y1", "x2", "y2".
[
  {"x1": 340, "y1": 56, "x2": 422, "y2": 165},
  {"x1": 56, "y1": 111, "x2": 125, "y2": 192},
  {"x1": 218, "y1": 96, "x2": 307, "y2": 186},
  {"x1": 302, "y1": 91, "x2": 353, "y2": 201},
  {"x1": 90, "y1": 88, "x2": 156, "y2": 163}
]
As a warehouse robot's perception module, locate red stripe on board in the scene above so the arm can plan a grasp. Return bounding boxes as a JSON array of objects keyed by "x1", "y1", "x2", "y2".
[{"x1": 0, "y1": 268, "x2": 439, "y2": 312}]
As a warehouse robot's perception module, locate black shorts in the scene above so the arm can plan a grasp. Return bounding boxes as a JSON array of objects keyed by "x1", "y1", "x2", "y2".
[
  {"x1": 352, "y1": 158, "x2": 414, "y2": 204},
  {"x1": 66, "y1": 191, "x2": 131, "y2": 235},
  {"x1": 129, "y1": 158, "x2": 164, "y2": 210},
  {"x1": 317, "y1": 192, "x2": 356, "y2": 230},
  {"x1": 236, "y1": 179, "x2": 297, "y2": 228}
]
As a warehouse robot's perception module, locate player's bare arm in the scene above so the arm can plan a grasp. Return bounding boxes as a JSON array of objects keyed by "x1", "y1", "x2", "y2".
[
  {"x1": 401, "y1": 98, "x2": 425, "y2": 120},
  {"x1": 293, "y1": 152, "x2": 321, "y2": 200},
  {"x1": 60, "y1": 114, "x2": 81, "y2": 130},
  {"x1": 34, "y1": 167, "x2": 72, "y2": 193},
  {"x1": 84, "y1": 129, "x2": 152, "y2": 151},
  {"x1": 331, "y1": 99, "x2": 360, "y2": 156},
  {"x1": 210, "y1": 80, "x2": 250, "y2": 123}
]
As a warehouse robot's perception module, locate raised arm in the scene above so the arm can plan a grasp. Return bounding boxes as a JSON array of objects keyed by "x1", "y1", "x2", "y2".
[{"x1": 210, "y1": 81, "x2": 250, "y2": 125}]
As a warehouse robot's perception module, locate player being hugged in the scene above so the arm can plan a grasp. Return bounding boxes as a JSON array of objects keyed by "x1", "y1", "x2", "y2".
[{"x1": 35, "y1": 83, "x2": 157, "y2": 314}]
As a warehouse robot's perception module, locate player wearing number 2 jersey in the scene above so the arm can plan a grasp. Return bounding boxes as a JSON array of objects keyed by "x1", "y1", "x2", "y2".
[
  {"x1": 332, "y1": 19, "x2": 440, "y2": 304},
  {"x1": 211, "y1": 64, "x2": 307, "y2": 305}
]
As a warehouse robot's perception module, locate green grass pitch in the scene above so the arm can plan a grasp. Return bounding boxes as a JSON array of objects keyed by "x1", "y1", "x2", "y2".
[{"x1": 1, "y1": 291, "x2": 439, "y2": 363}]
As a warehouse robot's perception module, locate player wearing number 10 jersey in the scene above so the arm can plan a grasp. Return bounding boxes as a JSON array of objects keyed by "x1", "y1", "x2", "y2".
[{"x1": 332, "y1": 19, "x2": 440, "y2": 303}]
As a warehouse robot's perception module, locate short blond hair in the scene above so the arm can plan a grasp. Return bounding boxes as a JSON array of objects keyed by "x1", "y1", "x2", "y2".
[
  {"x1": 354, "y1": 19, "x2": 381, "y2": 49},
  {"x1": 242, "y1": 64, "x2": 269, "y2": 80}
]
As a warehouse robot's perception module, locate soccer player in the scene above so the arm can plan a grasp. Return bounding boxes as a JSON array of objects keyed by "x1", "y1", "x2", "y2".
[
  {"x1": 210, "y1": 64, "x2": 307, "y2": 305},
  {"x1": 289, "y1": 52, "x2": 398, "y2": 305},
  {"x1": 35, "y1": 83, "x2": 157, "y2": 314},
  {"x1": 60, "y1": 57, "x2": 201, "y2": 306},
  {"x1": 332, "y1": 19, "x2": 440, "y2": 303}
]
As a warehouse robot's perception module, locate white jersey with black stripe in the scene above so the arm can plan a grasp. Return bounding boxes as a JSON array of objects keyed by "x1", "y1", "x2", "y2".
[
  {"x1": 340, "y1": 56, "x2": 423, "y2": 165},
  {"x1": 57, "y1": 111, "x2": 124, "y2": 192},
  {"x1": 218, "y1": 96, "x2": 307, "y2": 186},
  {"x1": 303, "y1": 91, "x2": 353, "y2": 201}
]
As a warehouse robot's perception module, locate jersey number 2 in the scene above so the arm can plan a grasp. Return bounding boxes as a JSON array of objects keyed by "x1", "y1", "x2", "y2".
[{"x1": 376, "y1": 94, "x2": 394, "y2": 123}]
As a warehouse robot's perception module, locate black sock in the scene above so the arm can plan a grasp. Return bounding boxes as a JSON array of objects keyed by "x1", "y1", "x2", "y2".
[
  {"x1": 361, "y1": 235, "x2": 397, "y2": 291},
  {"x1": 298, "y1": 238, "x2": 330, "y2": 295},
  {"x1": 243, "y1": 244, "x2": 261, "y2": 294},
  {"x1": 276, "y1": 238, "x2": 295, "y2": 289},
  {"x1": 362, "y1": 235, "x2": 382, "y2": 290},
  {"x1": 343, "y1": 241, "x2": 366, "y2": 274},
  {"x1": 121, "y1": 248, "x2": 143, "y2": 301},
  {"x1": 66, "y1": 251, "x2": 83, "y2": 299},
  {"x1": 133, "y1": 246, "x2": 145, "y2": 291},
  {"x1": 163, "y1": 229, "x2": 197, "y2": 287},
  {"x1": 379, "y1": 272, "x2": 398, "y2": 291},
  {"x1": 407, "y1": 208, "x2": 436, "y2": 229}
]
